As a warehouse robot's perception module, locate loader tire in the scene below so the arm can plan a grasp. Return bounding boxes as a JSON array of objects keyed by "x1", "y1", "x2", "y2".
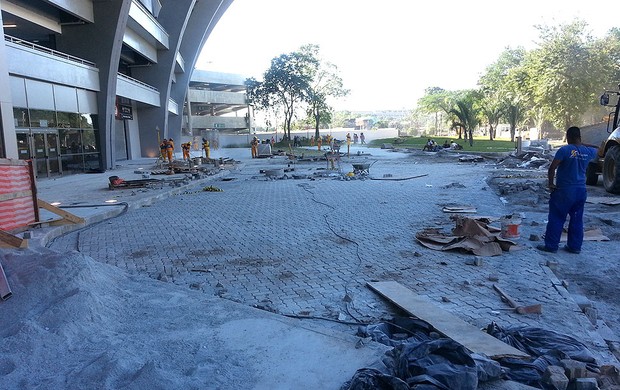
[
  {"x1": 585, "y1": 162, "x2": 599, "y2": 186},
  {"x1": 603, "y1": 145, "x2": 620, "y2": 194}
]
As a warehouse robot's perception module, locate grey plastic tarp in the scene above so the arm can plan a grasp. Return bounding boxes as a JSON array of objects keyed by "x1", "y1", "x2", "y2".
[{"x1": 342, "y1": 319, "x2": 600, "y2": 390}]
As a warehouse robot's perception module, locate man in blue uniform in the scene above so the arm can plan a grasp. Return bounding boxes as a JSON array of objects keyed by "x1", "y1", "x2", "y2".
[{"x1": 538, "y1": 126, "x2": 598, "y2": 254}]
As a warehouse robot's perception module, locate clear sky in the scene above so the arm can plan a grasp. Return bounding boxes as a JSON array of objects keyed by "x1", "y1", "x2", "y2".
[{"x1": 196, "y1": 0, "x2": 620, "y2": 112}]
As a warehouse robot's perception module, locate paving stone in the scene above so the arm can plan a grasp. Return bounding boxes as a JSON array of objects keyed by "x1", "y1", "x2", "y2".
[{"x1": 44, "y1": 154, "x2": 617, "y2": 365}]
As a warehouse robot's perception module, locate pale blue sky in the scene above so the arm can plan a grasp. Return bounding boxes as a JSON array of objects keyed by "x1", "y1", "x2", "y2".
[{"x1": 197, "y1": 0, "x2": 620, "y2": 111}]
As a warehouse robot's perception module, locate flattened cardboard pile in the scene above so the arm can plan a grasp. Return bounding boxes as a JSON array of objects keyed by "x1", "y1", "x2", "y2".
[{"x1": 416, "y1": 216, "x2": 518, "y2": 256}]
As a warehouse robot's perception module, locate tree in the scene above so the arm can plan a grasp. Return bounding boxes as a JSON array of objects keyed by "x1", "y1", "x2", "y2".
[
  {"x1": 524, "y1": 20, "x2": 606, "y2": 130},
  {"x1": 245, "y1": 45, "x2": 319, "y2": 141},
  {"x1": 418, "y1": 87, "x2": 453, "y2": 134},
  {"x1": 478, "y1": 47, "x2": 525, "y2": 140},
  {"x1": 449, "y1": 92, "x2": 481, "y2": 146},
  {"x1": 504, "y1": 104, "x2": 525, "y2": 143},
  {"x1": 306, "y1": 58, "x2": 348, "y2": 139}
]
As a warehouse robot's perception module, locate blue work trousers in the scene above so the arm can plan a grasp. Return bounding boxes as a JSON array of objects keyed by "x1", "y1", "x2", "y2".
[{"x1": 544, "y1": 187, "x2": 587, "y2": 251}]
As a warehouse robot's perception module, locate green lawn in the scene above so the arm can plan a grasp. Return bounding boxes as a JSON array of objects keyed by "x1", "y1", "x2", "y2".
[{"x1": 370, "y1": 136, "x2": 516, "y2": 153}]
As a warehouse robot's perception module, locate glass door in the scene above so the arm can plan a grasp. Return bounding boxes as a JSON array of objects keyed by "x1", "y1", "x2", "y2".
[
  {"x1": 16, "y1": 133, "x2": 31, "y2": 160},
  {"x1": 33, "y1": 133, "x2": 47, "y2": 177},
  {"x1": 31, "y1": 132, "x2": 62, "y2": 177},
  {"x1": 46, "y1": 133, "x2": 61, "y2": 175}
]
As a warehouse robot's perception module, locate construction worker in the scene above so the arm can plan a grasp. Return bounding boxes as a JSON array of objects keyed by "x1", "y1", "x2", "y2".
[
  {"x1": 346, "y1": 133, "x2": 352, "y2": 156},
  {"x1": 166, "y1": 138, "x2": 175, "y2": 163},
  {"x1": 202, "y1": 138, "x2": 210, "y2": 160},
  {"x1": 317, "y1": 136, "x2": 322, "y2": 151},
  {"x1": 160, "y1": 139, "x2": 168, "y2": 162},
  {"x1": 310, "y1": 136, "x2": 315, "y2": 147},
  {"x1": 251, "y1": 136, "x2": 259, "y2": 158},
  {"x1": 182, "y1": 142, "x2": 191, "y2": 161}
]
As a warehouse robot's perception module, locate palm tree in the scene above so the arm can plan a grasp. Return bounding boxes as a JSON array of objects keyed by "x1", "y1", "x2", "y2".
[
  {"x1": 449, "y1": 98, "x2": 480, "y2": 146},
  {"x1": 482, "y1": 103, "x2": 504, "y2": 141}
]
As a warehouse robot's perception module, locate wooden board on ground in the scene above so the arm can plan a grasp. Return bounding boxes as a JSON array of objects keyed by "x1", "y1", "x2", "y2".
[
  {"x1": 37, "y1": 199, "x2": 85, "y2": 225},
  {"x1": 367, "y1": 281, "x2": 529, "y2": 360},
  {"x1": 0, "y1": 229, "x2": 28, "y2": 249}
]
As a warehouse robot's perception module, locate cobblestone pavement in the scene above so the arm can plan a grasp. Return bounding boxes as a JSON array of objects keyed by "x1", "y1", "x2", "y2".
[{"x1": 47, "y1": 147, "x2": 617, "y2": 364}]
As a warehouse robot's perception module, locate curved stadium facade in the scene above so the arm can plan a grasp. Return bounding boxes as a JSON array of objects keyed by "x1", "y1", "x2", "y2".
[{"x1": 0, "y1": 0, "x2": 236, "y2": 178}]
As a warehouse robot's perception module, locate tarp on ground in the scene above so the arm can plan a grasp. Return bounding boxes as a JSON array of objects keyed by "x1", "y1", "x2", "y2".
[{"x1": 343, "y1": 319, "x2": 600, "y2": 390}]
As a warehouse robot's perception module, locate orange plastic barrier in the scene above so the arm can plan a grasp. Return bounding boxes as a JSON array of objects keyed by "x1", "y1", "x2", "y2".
[{"x1": 0, "y1": 159, "x2": 37, "y2": 231}]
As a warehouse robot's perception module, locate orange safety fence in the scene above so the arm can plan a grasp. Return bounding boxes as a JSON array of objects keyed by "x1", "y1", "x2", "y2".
[{"x1": 0, "y1": 159, "x2": 38, "y2": 231}]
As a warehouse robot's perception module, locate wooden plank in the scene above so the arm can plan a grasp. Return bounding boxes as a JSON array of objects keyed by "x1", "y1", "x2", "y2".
[
  {"x1": 37, "y1": 199, "x2": 85, "y2": 225},
  {"x1": 0, "y1": 229, "x2": 28, "y2": 249},
  {"x1": 367, "y1": 281, "x2": 529, "y2": 359}
]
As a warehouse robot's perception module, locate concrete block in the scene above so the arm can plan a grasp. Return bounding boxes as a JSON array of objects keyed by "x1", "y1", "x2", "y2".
[
  {"x1": 561, "y1": 359, "x2": 587, "y2": 380},
  {"x1": 543, "y1": 365, "x2": 569, "y2": 390},
  {"x1": 572, "y1": 294, "x2": 593, "y2": 311},
  {"x1": 584, "y1": 307, "x2": 598, "y2": 325},
  {"x1": 546, "y1": 260, "x2": 559, "y2": 270},
  {"x1": 573, "y1": 377, "x2": 599, "y2": 390},
  {"x1": 543, "y1": 366, "x2": 569, "y2": 390}
]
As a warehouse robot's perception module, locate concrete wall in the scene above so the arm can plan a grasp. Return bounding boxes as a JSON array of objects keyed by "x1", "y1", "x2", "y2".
[{"x1": 207, "y1": 128, "x2": 399, "y2": 148}]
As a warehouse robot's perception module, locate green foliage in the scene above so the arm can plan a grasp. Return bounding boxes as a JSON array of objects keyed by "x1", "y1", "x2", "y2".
[
  {"x1": 245, "y1": 45, "x2": 319, "y2": 140},
  {"x1": 524, "y1": 20, "x2": 606, "y2": 129},
  {"x1": 423, "y1": 19, "x2": 619, "y2": 139},
  {"x1": 306, "y1": 58, "x2": 348, "y2": 138},
  {"x1": 449, "y1": 92, "x2": 481, "y2": 146},
  {"x1": 245, "y1": 44, "x2": 348, "y2": 140},
  {"x1": 370, "y1": 136, "x2": 515, "y2": 152}
]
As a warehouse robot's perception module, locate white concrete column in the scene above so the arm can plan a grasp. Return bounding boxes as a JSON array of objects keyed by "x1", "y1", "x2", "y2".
[{"x1": 0, "y1": 5, "x2": 18, "y2": 159}]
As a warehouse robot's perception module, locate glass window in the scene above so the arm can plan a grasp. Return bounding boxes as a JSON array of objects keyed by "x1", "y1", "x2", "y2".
[
  {"x1": 79, "y1": 113, "x2": 95, "y2": 129},
  {"x1": 59, "y1": 129, "x2": 82, "y2": 154},
  {"x1": 0, "y1": 130, "x2": 4, "y2": 159},
  {"x1": 57, "y1": 112, "x2": 80, "y2": 128},
  {"x1": 29, "y1": 109, "x2": 57, "y2": 128},
  {"x1": 13, "y1": 107, "x2": 29, "y2": 128},
  {"x1": 82, "y1": 129, "x2": 99, "y2": 152},
  {"x1": 61, "y1": 153, "x2": 84, "y2": 172}
]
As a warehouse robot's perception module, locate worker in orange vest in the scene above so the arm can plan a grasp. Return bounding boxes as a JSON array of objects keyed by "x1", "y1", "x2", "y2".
[
  {"x1": 202, "y1": 138, "x2": 210, "y2": 160},
  {"x1": 166, "y1": 138, "x2": 175, "y2": 163},
  {"x1": 346, "y1": 133, "x2": 352, "y2": 156},
  {"x1": 251, "y1": 136, "x2": 259, "y2": 158},
  {"x1": 160, "y1": 139, "x2": 168, "y2": 162},
  {"x1": 317, "y1": 136, "x2": 322, "y2": 151},
  {"x1": 182, "y1": 142, "x2": 191, "y2": 161}
]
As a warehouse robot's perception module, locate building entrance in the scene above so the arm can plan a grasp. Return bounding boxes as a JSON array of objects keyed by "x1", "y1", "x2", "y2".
[{"x1": 16, "y1": 130, "x2": 62, "y2": 178}]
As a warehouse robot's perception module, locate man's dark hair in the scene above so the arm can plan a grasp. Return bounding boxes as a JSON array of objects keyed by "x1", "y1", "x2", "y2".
[{"x1": 566, "y1": 126, "x2": 581, "y2": 142}]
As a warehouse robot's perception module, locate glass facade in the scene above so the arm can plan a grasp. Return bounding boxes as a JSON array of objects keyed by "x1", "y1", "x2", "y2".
[{"x1": 12, "y1": 107, "x2": 101, "y2": 175}]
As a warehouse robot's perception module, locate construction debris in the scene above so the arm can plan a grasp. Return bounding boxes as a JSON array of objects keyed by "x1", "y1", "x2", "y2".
[
  {"x1": 492, "y1": 284, "x2": 542, "y2": 314},
  {"x1": 108, "y1": 176, "x2": 163, "y2": 190},
  {"x1": 416, "y1": 216, "x2": 518, "y2": 256},
  {"x1": 442, "y1": 204, "x2": 477, "y2": 213},
  {"x1": 367, "y1": 281, "x2": 529, "y2": 359},
  {"x1": 496, "y1": 151, "x2": 553, "y2": 170},
  {"x1": 459, "y1": 155, "x2": 485, "y2": 163}
]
